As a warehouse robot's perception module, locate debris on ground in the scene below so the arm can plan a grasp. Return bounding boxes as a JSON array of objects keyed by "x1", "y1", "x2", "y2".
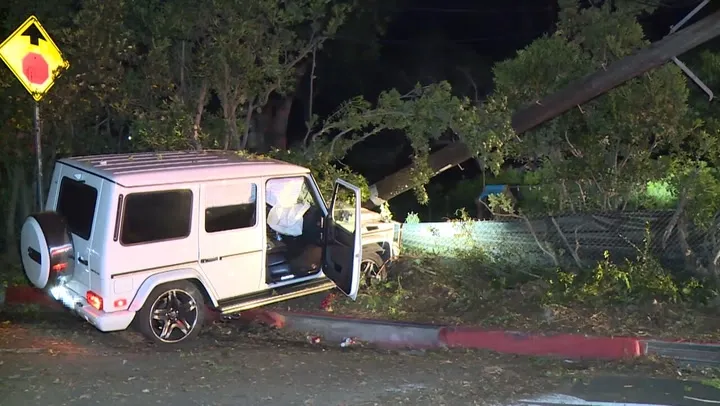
[{"x1": 340, "y1": 337, "x2": 357, "y2": 347}]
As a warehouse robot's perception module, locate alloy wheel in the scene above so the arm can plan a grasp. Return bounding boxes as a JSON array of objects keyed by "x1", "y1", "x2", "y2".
[{"x1": 148, "y1": 289, "x2": 199, "y2": 343}]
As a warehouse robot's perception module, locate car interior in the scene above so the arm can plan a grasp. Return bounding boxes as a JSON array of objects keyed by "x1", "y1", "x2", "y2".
[{"x1": 265, "y1": 177, "x2": 325, "y2": 284}]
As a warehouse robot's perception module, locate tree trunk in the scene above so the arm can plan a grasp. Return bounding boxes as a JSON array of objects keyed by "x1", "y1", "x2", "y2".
[
  {"x1": 249, "y1": 105, "x2": 271, "y2": 152},
  {"x1": 267, "y1": 96, "x2": 293, "y2": 150},
  {"x1": 222, "y1": 101, "x2": 238, "y2": 150},
  {"x1": 249, "y1": 96, "x2": 293, "y2": 152},
  {"x1": 192, "y1": 81, "x2": 209, "y2": 150},
  {"x1": 228, "y1": 108, "x2": 239, "y2": 150}
]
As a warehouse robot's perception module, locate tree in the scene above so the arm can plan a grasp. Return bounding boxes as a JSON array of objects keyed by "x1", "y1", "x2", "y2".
[
  {"x1": 276, "y1": 80, "x2": 514, "y2": 203},
  {"x1": 491, "y1": 1, "x2": 691, "y2": 213},
  {"x1": 367, "y1": 5, "x2": 720, "y2": 206},
  {"x1": 202, "y1": 0, "x2": 352, "y2": 151},
  {"x1": 656, "y1": 49, "x2": 720, "y2": 280}
]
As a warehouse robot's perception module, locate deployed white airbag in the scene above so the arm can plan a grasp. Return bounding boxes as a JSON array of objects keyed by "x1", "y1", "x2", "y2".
[
  {"x1": 267, "y1": 202, "x2": 310, "y2": 236},
  {"x1": 266, "y1": 178, "x2": 309, "y2": 237}
]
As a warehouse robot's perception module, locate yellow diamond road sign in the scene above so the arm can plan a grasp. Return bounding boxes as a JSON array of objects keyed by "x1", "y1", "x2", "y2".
[{"x1": 0, "y1": 15, "x2": 69, "y2": 101}]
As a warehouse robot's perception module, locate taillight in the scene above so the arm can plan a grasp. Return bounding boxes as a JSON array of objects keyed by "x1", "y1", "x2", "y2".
[{"x1": 86, "y1": 291, "x2": 103, "y2": 311}]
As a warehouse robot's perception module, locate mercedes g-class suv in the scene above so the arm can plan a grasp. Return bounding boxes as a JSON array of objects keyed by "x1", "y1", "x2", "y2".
[{"x1": 20, "y1": 150, "x2": 374, "y2": 345}]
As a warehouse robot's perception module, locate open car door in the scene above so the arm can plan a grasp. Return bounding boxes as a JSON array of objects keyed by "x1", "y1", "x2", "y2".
[{"x1": 322, "y1": 179, "x2": 362, "y2": 300}]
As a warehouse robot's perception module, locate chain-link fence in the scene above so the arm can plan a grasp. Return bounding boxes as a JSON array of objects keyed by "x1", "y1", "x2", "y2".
[{"x1": 396, "y1": 210, "x2": 719, "y2": 275}]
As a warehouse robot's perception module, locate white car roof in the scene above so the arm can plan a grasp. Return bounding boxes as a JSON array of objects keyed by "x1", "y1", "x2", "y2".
[{"x1": 59, "y1": 150, "x2": 310, "y2": 188}]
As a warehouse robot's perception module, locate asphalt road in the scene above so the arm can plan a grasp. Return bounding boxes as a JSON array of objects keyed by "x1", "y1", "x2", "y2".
[{"x1": 1, "y1": 311, "x2": 720, "y2": 406}]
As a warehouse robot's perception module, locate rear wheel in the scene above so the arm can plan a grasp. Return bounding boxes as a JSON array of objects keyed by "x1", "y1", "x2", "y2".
[{"x1": 136, "y1": 281, "x2": 205, "y2": 345}]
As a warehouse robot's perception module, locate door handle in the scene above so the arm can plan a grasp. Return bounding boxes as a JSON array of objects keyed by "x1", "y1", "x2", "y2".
[{"x1": 78, "y1": 256, "x2": 88, "y2": 266}]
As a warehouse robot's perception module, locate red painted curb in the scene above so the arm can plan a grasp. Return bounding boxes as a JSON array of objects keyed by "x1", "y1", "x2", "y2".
[
  {"x1": 3, "y1": 285, "x2": 62, "y2": 310},
  {"x1": 439, "y1": 327, "x2": 643, "y2": 359}
]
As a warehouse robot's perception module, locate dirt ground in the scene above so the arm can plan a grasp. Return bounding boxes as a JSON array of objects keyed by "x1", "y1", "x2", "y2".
[{"x1": 1, "y1": 309, "x2": 714, "y2": 406}]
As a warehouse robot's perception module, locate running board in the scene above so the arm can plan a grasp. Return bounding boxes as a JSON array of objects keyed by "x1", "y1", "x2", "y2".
[{"x1": 217, "y1": 279, "x2": 336, "y2": 315}]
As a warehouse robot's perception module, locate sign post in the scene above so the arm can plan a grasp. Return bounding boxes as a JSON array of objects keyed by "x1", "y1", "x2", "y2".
[
  {"x1": 33, "y1": 102, "x2": 42, "y2": 208},
  {"x1": 0, "y1": 15, "x2": 69, "y2": 210}
]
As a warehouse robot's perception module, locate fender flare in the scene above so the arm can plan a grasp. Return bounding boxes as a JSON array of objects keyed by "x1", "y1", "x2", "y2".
[{"x1": 128, "y1": 268, "x2": 218, "y2": 312}]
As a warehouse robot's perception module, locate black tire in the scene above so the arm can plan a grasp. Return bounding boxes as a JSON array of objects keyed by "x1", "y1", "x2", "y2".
[
  {"x1": 135, "y1": 280, "x2": 205, "y2": 345},
  {"x1": 361, "y1": 249, "x2": 387, "y2": 287}
]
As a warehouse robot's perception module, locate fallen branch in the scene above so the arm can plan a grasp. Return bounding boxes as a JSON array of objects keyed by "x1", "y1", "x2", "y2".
[{"x1": 551, "y1": 216, "x2": 584, "y2": 269}]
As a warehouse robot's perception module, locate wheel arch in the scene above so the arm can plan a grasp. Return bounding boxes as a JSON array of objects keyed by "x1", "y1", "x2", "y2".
[{"x1": 128, "y1": 268, "x2": 218, "y2": 312}]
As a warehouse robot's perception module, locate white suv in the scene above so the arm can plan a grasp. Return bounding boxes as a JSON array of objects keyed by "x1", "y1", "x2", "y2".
[{"x1": 20, "y1": 150, "x2": 365, "y2": 345}]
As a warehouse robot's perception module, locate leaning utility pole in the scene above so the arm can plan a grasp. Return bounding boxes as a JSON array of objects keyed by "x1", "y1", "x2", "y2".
[{"x1": 364, "y1": 8, "x2": 720, "y2": 208}]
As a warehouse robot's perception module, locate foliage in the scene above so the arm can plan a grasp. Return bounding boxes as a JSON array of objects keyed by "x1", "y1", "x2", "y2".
[
  {"x1": 367, "y1": 222, "x2": 714, "y2": 327},
  {"x1": 378, "y1": 202, "x2": 394, "y2": 222},
  {"x1": 404, "y1": 212, "x2": 420, "y2": 224},
  {"x1": 544, "y1": 228, "x2": 708, "y2": 306},
  {"x1": 491, "y1": 1, "x2": 691, "y2": 214},
  {"x1": 260, "y1": 148, "x2": 370, "y2": 201},
  {"x1": 303, "y1": 81, "x2": 515, "y2": 203},
  {"x1": 0, "y1": 0, "x2": 526, "y2": 263}
]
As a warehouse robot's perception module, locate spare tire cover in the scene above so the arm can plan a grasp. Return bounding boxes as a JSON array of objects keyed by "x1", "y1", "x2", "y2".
[{"x1": 20, "y1": 212, "x2": 75, "y2": 289}]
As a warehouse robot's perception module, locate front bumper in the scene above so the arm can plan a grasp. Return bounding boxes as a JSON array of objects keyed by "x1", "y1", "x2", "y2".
[{"x1": 49, "y1": 285, "x2": 136, "y2": 332}]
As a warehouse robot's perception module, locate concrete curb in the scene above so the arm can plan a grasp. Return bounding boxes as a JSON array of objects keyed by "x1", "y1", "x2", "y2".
[
  {"x1": 270, "y1": 311, "x2": 443, "y2": 348},
  {"x1": 4, "y1": 285, "x2": 720, "y2": 362},
  {"x1": 645, "y1": 340, "x2": 720, "y2": 366}
]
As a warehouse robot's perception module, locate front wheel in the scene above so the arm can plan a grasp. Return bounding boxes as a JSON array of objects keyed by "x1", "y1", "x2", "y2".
[
  {"x1": 360, "y1": 250, "x2": 388, "y2": 288},
  {"x1": 135, "y1": 281, "x2": 205, "y2": 345}
]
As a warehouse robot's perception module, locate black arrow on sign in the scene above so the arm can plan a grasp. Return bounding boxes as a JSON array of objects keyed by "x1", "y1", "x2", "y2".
[{"x1": 22, "y1": 23, "x2": 46, "y2": 46}]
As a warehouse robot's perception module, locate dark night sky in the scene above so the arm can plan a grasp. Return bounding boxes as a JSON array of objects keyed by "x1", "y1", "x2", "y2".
[
  {"x1": 384, "y1": 0, "x2": 558, "y2": 58},
  {"x1": 382, "y1": 0, "x2": 717, "y2": 55}
]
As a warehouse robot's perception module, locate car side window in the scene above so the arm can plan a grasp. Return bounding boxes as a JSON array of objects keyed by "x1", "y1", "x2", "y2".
[
  {"x1": 120, "y1": 189, "x2": 193, "y2": 245},
  {"x1": 204, "y1": 183, "x2": 257, "y2": 233},
  {"x1": 331, "y1": 185, "x2": 357, "y2": 234},
  {"x1": 56, "y1": 176, "x2": 98, "y2": 241}
]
